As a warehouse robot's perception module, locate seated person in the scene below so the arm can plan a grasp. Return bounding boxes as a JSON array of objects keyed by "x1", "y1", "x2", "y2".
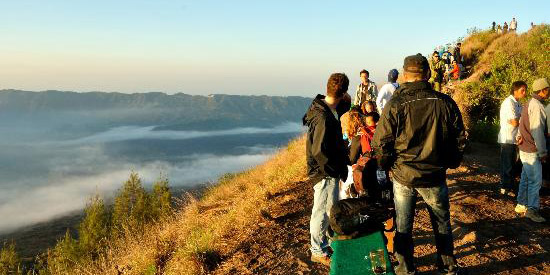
[{"x1": 348, "y1": 112, "x2": 381, "y2": 199}]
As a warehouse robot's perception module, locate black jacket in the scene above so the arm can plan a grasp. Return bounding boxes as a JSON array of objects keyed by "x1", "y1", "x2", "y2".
[
  {"x1": 303, "y1": 95, "x2": 350, "y2": 183},
  {"x1": 371, "y1": 81, "x2": 466, "y2": 187}
]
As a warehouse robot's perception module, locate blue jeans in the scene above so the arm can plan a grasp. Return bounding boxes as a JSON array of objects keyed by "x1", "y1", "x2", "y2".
[
  {"x1": 310, "y1": 177, "x2": 339, "y2": 256},
  {"x1": 518, "y1": 151, "x2": 542, "y2": 210},
  {"x1": 393, "y1": 181, "x2": 457, "y2": 275}
]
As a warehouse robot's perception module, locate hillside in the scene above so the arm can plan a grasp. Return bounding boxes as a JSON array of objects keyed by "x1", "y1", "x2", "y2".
[
  {"x1": 449, "y1": 25, "x2": 549, "y2": 137},
  {"x1": 27, "y1": 136, "x2": 548, "y2": 274}
]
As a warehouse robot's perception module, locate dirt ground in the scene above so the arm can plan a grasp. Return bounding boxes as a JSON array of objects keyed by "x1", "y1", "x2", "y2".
[{"x1": 210, "y1": 142, "x2": 550, "y2": 274}]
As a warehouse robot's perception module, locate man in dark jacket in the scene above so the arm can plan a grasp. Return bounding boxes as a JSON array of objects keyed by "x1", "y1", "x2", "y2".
[
  {"x1": 303, "y1": 73, "x2": 350, "y2": 266},
  {"x1": 453, "y1": 43, "x2": 462, "y2": 64},
  {"x1": 372, "y1": 54, "x2": 466, "y2": 275}
]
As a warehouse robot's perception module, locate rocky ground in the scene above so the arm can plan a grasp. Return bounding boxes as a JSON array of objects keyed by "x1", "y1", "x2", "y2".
[{"x1": 209, "y1": 142, "x2": 550, "y2": 274}]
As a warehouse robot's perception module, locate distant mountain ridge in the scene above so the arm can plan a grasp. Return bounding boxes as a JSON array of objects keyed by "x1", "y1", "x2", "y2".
[{"x1": 0, "y1": 89, "x2": 312, "y2": 133}]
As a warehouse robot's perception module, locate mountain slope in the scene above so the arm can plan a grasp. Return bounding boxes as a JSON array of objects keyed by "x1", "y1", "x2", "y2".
[{"x1": 0, "y1": 90, "x2": 311, "y2": 132}]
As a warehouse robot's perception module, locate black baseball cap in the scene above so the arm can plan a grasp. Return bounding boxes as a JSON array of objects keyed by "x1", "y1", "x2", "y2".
[{"x1": 403, "y1": 54, "x2": 430, "y2": 74}]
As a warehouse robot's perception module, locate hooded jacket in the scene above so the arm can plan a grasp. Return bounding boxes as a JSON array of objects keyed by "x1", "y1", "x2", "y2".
[
  {"x1": 303, "y1": 94, "x2": 350, "y2": 183},
  {"x1": 371, "y1": 81, "x2": 466, "y2": 187}
]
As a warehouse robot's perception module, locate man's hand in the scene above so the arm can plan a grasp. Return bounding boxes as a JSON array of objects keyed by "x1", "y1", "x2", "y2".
[
  {"x1": 541, "y1": 154, "x2": 548, "y2": 163},
  {"x1": 516, "y1": 136, "x2": 523, "y2": 145}
]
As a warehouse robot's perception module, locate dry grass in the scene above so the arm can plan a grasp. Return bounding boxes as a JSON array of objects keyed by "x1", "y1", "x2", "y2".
[{"x1": 72, "y1": 136, "x2": 307, "y2": 275}]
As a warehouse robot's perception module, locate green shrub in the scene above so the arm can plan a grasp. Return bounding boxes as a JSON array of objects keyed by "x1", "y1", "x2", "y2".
[{"x1": 0, "y1": 241, "x2": 21, "y2": 274}]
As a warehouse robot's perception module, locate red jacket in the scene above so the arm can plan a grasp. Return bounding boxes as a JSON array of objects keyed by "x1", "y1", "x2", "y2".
[{"x1": 449, "y1": 64, "x2": 459, "y2": 80}]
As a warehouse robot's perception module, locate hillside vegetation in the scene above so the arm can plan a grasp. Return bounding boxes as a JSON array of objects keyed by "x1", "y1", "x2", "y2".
[{"x1": 450, "y1": 25, "x2": 550, "y2": 142}]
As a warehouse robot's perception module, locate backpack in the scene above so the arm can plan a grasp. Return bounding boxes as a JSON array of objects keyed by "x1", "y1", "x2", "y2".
[{"x1": 329, "y1": 197, "x2": 394, "y2": 237}]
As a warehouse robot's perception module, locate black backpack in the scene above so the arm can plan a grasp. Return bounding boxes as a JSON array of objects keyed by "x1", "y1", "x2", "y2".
[{"x1": 329, "y1": 197, "x2": 394, "y2": 237}]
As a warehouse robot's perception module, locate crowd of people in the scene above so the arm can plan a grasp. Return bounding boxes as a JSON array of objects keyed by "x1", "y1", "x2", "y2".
[
  {"x1": 303, "y1": 53, "x2": 467, "y2": 274},
  {"x1": 492, "y1": 17, "x2": 518, "y2": 34},
  {"x1": 431, "y1": 42, "x2": 463, "y2": 91},
  {"x1": 498, "y1": 78, "x2": 550, "y2": 223}
]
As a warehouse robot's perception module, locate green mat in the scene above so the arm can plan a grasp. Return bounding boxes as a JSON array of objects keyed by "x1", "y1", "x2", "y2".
[{"x1": 330, "y1": 231, "x2": 395, "y2": 275}]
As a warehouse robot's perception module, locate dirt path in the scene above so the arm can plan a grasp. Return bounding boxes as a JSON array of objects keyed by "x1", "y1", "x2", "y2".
[{"x1": 212, "y1": 142, "x2": 550, "y2": 274}]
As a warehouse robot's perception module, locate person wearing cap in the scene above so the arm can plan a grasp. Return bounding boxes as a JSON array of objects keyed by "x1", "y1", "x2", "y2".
[
  {"x1": 515, "y1": 77, "x2": 549, "y2": 223},
  {"x1": 376, "y1": 69, "x2": 399, "y2": 113},
  {"x1": 429, "y1": 51, "x2": 445, "y2": 91},
  {"x1": 498, "y1": 81, "x2": 527, "y2": 197},
  {"x1": 372, "y1": 54, "x2": 466, "y2": 275},
  {"x1": 353, "y1": 69, "x2": 378, "y2": 107}
]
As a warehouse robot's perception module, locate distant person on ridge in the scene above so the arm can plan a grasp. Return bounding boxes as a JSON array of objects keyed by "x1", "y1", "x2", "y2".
[
  {"x1": 447, "y1": 60, "x2": 460, "y2": 81},
  {"x1": 497, "y1": 24, "x2": 503, "y2": 34},
  {"x1": 353, "y1": 69, "x2": 378, "y2": 107},
  {"x1": 492, "y1": 21, "x2": 496, "y2": 32},
  {"x1": 429, "y1": 51, "x2": 445, "y2": 92},
  {"x1": 503, "y1": 22, "x2": 509, "y2": 33},
  {"x1": 453, "y1": 43, "x2": 462, "y2": 65},
  {"x1": 498, "y1": 81, "x2": 527, "y2": 197},
  {"x1": 376, "y1": 69, "x2": 400, "y2": 113},
  {"x1": 515, "y1": 78, "x2": 549, "y2": 223},
  {"x1": 303, "y1": 73, "x2": 351, "y2": 266},
  {"x1": 510, "y1": 18, "x2": 518, "y2": 32},
  {"x1": 372, "y1": 54, "x2": 466, "y2": 275}
]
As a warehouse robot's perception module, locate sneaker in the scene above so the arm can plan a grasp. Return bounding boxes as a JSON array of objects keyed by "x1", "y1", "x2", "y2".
[
  {"x1": 500, "y1": 188, "x2": 507, "y2": 195},
  {"x1": 506, "y1": 190, "x2": 516, "y2": 197},
  {"x1": 310, "y1": 254, "x2": 331, "y2": 267},
  {"x1": 525, "y1": 209, "x2": 546, "y2": 223},
  {"x1": 514, "y1": 204, "x2": 527, "y2": 213}
]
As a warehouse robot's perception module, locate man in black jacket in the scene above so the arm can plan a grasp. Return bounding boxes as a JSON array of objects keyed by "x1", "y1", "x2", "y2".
[
  {"x1": 303, "y1": 73, "x2": 350, "y2": 266},
  {"x1": 372, "y1": 54, "x2": 466, "y2": 275}
]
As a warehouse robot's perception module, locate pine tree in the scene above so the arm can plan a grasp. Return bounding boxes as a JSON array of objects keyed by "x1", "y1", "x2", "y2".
[
  {"x1": 0, "y1": 241, "x2": 21, "y2": 274},
  {"x1": 112, "y1": 172, "x2": 151, "y2": 232},
  {"x1": 151, "y1": 175, "x2": 172, "y2": 220},
  {"x1": 47, "y1": 229, "x2": 80, "y2": 273},
  {"x1": 78, "y1": 194, "x2": 110, "y2": 255}
]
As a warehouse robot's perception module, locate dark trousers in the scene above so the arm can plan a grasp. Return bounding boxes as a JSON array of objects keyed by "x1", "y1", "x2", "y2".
[
  {"x1": 393, "y1": 181, "x2": 457, "y2": 275},
  {"x1": 500, "y1": 143, "x2": 519, "y2": 190}
]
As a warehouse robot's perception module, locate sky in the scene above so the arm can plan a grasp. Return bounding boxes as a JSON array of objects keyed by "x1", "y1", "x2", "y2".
[{"x1": 0, "y1": 0, "x2": 548, "y2": 97}]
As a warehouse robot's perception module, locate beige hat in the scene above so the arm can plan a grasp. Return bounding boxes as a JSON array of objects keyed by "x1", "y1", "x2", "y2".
[{"x1": 532, "y1": 78, "x2": 549, "y2": 92}]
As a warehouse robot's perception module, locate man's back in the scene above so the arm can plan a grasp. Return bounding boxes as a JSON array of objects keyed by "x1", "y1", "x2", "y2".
[{"x1": 373, "y1": 81, "x2": 466, "y2": 187}]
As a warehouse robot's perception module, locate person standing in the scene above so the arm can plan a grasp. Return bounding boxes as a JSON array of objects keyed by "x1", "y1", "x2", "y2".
[
  {"x1": 497, "y1": 24, "x2": 503, "y2": 34},
  {"x1": 353, "y1": 69, "x2": 378, "y2": 107},
  {"x1": 492, "y1": 21, "x2": 496, "y2": 32},
  {"x1": 498, "y1": 81, "x2": 527, "y2": 197},
  {"x1": 376, "y1": 69, "x2": 399, "y2": 113},
  {"x1": 453, "y1": 43, "x2": 462, "y2": 65},
  {"x1": 503, "y1": 22, "x2": 509, "y2": 33},
  {"x1": 303, "y1": 73, "x2": 351, "y2": 266},
  {"x1": 510, "y1": 18, "x2": 518, "y2": 32},
  {"x1": 429, "y1": 51, "x2": 445, "y2": 92},
  {"x1": 372, "y1": 54, "x2": 466, "y2": 275},
  {"x1": 516, "y1": 78, "x2": 549, "y2": 223}
]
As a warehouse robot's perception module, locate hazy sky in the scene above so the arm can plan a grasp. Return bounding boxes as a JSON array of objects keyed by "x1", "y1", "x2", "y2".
[{"x1": 1, "y1": 0, "x2": 548, "y2": 96}]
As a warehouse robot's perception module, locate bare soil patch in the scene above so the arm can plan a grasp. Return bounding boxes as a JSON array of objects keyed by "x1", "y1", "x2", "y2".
[{"x1": 209, "y1": 142, "x2": 549, "y2": 274}]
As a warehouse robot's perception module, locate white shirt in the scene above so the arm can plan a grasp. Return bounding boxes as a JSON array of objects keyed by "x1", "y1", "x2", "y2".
[
  {"x1": 510, "y1": 19, "x2": 517, "y2": 30},
  {"x1": 376, "y1": 82, "x2": 399, "y2": 113},
  {"x1": 498, "y1": 95, "x2": 522, "y2": 144}
]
